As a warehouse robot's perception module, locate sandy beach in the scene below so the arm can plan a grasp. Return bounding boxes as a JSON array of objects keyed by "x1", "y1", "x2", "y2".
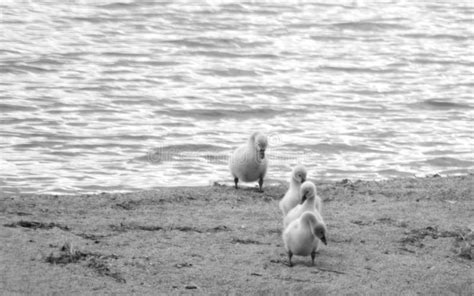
[{"x1": 0, "y1": 175, "x2": 472, "y2": 295}]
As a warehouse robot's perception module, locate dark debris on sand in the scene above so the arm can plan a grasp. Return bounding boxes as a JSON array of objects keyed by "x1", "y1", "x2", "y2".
[
  {"x1": 109, "y1": 222, "x2": 230, "y2": 233},
  {"x1": 231, "y1": 238, "x2": 271, "y2": 245},
  {"x1": 45, "y1": 242, "x2": 125, "y2": 283},
  {"x1": 86, "y1": 258, "x2": 126, "y2": 283},
  {"x1": 4, "y1": 220, "x2": 70, "y2": 231},
  {"x1": 400, "y1": 226, "x2": 474, "y2": 260}
]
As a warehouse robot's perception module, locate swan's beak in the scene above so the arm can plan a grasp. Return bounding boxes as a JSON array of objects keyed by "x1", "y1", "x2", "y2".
[
  {"x1": 301, "y1": 177, "x2": 306, "y2": 183},
  {"x1": 259, "y1": 149, "x2": 265, "y2": 159},
  {"x1": 321, "y1": 235, "x2": 327, "y2": 245},
  {"x1": 300, "y1": 193, "x2": 307, "y2": 204}
]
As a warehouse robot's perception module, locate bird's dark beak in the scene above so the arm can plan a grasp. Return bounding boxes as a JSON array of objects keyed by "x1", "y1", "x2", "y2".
[
  {"x1": 259, "y1": 149, "x2": 265, "y2": 159},
  {"x1": 301, "y1": 177, "x2": 306, "y2": 183},
  {"x1": 321, "y1": 236, "x2": 327, "y2": 245},
  {"x1": 300, "y1": 193, "x2": 307, "y2": 204}
]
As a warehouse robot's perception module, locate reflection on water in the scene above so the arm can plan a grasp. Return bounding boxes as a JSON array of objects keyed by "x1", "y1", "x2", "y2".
[{"x1": 0, "y1": 1, "x2": 473, "y2": 194}]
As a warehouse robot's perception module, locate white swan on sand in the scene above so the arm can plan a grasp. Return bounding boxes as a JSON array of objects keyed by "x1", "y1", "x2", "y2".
[
  {"x1": 283, "y1": 181, "x2": 321, "y2": 228},
  {"x1": 282, "y1": 211, "x2": 327, "y2": 267},
  {"x1": 229, "y1": 132, "x2": 268, "y2": 192},
  {"x1": 279, "y1": 165, "x2": 307, "y2": 216}
]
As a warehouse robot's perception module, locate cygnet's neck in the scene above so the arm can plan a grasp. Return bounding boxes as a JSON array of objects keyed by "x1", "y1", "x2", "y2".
[
  {"x1": 289, "y1": 177, "x2": 300, "y2": 189},
  {"x1": 301, "y1": 212, "x2": 317, "y2": 227},
  {"x1": 247, "y1": 138, "x2": 257, "y2": 151},
  {"x1": 303, "y1": 194, "x2": 315, "y2": 208}
]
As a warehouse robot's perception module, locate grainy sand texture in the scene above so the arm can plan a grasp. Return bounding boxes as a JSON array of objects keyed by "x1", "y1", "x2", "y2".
[{"x1": 1, "y1": 175, "x2": 473, "y2": 295}]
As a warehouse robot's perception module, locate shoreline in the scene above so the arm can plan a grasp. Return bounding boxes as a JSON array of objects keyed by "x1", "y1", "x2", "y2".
[
  {"x1": 4, "y1": 172, "x2": 472, "y2": 197},
  {"x1": 1, "y1": 175, "x2": 472, "y2": 294}
]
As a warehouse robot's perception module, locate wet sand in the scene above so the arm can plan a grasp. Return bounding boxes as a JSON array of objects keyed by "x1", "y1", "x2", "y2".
[{"x1": 0, "y1": 175, "x2": 472, "y2": 295}]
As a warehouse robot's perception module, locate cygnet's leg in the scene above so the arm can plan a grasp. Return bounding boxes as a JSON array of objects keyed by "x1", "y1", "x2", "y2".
[
  {"x1": 288, "y1": 251, "x2": 293, "y2": 267},
  {"x1": 311, "y1": 250, "x2": 316, "y2": 266},
  {"x1": 234, "y1": 177, "x2": 239, "y2": 189},
  {"x1": 258, "y1": 176, "x2": 264, "y2": 192}
]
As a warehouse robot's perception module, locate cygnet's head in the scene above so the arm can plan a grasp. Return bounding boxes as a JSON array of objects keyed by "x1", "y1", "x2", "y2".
[
  {"x1": 300, "y1": 181, "x2": 316, "y2": 204},
  {"x1": 252, "y1": 133, "x2": 268, "y2": 159},
  {"x1": 301, "y1": 211, "x2": 327, "y2": 245},
  {"x1": 314, "y1": 223, "x2": 328, "y2": 245},
  {"x1": 292, "y1": 165, "x2": 307, "y2": 184}
]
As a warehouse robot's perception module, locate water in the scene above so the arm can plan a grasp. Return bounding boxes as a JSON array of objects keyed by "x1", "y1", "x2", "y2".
[{"x1": 1, "y1": 1, "x2": 473, "y2": 194}]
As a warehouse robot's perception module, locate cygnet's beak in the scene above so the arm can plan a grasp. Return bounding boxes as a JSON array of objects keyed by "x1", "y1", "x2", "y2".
[
  {"x1": 300, "y1": 193, "x2": 307, "y2": 204},
  {"x1": 321, "y1": 235, "x2": 327, "y2": 245},
  {"x1": 301, "y1": 177, "x2": 306, "y2": 183},
  {"x1": 259, "y1": 149, "x2": 265, "y2": 159}
]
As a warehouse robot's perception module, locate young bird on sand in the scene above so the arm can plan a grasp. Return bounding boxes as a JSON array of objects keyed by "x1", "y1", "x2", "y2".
[
  {"x1": 279, "y1": 165, "x2": 307, "y2": 216},
  {"x1": 283, "y1": 181, "x2": 321, "y2": 228},
  {"x1": 283, "y1": 211, "x2": 327, "y2": 267},
  {"x1": 229, "y1": 132, "x2": 268, "y2": 192}
]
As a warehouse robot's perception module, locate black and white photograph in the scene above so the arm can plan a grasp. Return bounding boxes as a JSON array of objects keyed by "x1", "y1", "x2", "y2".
[{"x1": 1, "y1": 0, "x2": 473, "y2": 294}]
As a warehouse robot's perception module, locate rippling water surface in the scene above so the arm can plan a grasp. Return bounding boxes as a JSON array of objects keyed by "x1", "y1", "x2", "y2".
[{"x1": 1, "y1": 1, "x2": 473, "y2": 194}]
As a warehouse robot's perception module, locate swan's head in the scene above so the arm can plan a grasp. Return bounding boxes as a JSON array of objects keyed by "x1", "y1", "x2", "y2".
[
  {"x1": 301, "y1": 211, "x2": 327, "y2": 245},
  {"x1": 314, "y1": 223, "x2": 328, "y2": 245},
  {"x1": 292, "y1": 165, "x2": 307, "y2": 184},
  {"x1": 253, "y1": 133, "x2": 268, "y2": 159},
  {"x1": 300, "y1": 181, "x2": 316, "y2": 204}
]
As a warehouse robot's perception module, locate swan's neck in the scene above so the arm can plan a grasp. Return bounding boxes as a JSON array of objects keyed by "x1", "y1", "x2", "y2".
[
  {"x1": 289, "y1": 177, "x2": 299, "y2": 189},
  {"x1": 303, "y1": 196, "x2": 315, "y2": 208},
  {"x1": 247, "y1": 139, "x2": 256, "y2": 151},
  {"x1": 302, "y1": 214, "x2": 317, "y2": 231}
]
